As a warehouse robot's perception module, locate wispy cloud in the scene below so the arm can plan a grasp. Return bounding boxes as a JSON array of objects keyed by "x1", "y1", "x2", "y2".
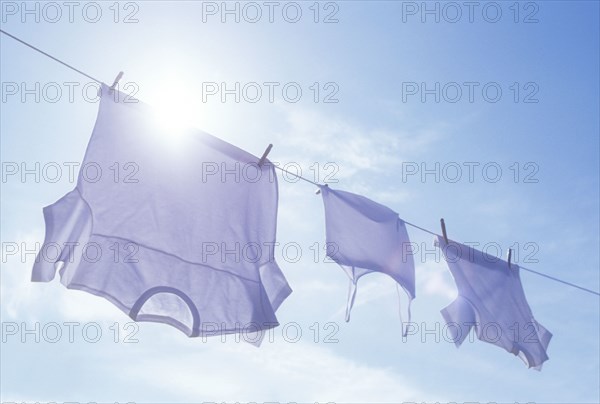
[
  {"x1": 120, "y1": 339, "x2": 435, "y2": 402},
  {"x1": 2, "y1": 228, "x2": 54, "y2": 321},
  {"x1": 416, "y1": 261, "x2": 457, "y2": 300},
  {"x1": 1, "y1": 228, "x2": 129, "y2": 323},
  {"x1": 274, "y1": 104, "x2": 444, "y2": 179}
]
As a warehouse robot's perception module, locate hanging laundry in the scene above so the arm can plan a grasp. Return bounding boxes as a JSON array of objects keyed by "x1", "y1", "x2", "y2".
[
  {"x1": 32, "y1": 84, "x2": 292, "y2": 342},
  {"x1": 435, "y1": 235, "x2": 552, "y2": 369},
  {"x1": 318, "y1": 185, "x2": 415, "y2": 333}
]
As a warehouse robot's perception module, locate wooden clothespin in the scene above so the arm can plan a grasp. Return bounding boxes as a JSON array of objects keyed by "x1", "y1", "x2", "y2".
[
  {"x1": 110, "y1": 71, "x2": 124, "y2": 91},
  {"x1": 507, "y1": 248, "x2": 512, "y2": 269},
  {"x1": 440, "y1": 218, "x2": 448, "y2": 243},
  {"x1": 258, "y1": 144, "x2": 273, "y2": 166}
]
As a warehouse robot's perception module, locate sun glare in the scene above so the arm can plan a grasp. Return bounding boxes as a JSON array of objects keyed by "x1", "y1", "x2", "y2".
[{"x1": 147, "y1": 81, "x2": 198, "y2": 142}]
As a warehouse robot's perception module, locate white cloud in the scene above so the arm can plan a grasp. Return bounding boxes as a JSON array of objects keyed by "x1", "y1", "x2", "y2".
[
  {"x1": 416, "y1": 261, "x2": 457, "y2": 300},
  {"x1": 120, "y1": 339, "x2": 435, "y2": 403},
  {"x1": 274, "y1": 104, "x2": 444, "y2": 180},
  {"x1": 1, "y1": 228, "x2": 131, "y2": 324},
  {"x1": 330, "y1": 274, "x2": 396, "y2": 316},
  {"x1": 293, "y1": 278, "x2": 339, "y2": 294},
  {"x1": 1, "y1": 228, "x2": 53, "y2": 321}
]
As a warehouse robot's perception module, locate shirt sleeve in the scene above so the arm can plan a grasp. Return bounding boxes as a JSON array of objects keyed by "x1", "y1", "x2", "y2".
[
  {"x1": 31, "y1": 190, "x2": 91, "y2": 282},
  {"x1": 440, "y1": 296, "x2": 477, "y2": 347}
]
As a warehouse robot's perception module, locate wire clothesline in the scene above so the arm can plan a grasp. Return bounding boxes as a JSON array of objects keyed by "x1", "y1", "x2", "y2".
[
  {"x1": 2, "y1": 29, "x2": 598, "y2": 298},
  {"x1": 0, "y1": 29, "x2": 103, "y2": 84}
]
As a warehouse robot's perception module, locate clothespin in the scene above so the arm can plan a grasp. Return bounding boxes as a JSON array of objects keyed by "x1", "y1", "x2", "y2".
[
  {"x1": 315, "y1": 184, "x2": 328, "y2": 195},
  {"x1": 507, "y1": 248, "x2": 512, "y2": 269},
  {"x1": 258, "y1": 144, "x2": 273, "y2": 166},
  {"x1": 110, "y1": 71, "x2": 124, "y2": 91},
  {"x1": 440, "y1": 218, "x2": 448, "y2": 243}
]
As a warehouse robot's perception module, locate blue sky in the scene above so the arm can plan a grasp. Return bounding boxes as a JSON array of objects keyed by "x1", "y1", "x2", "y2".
[{"x1": 1, "y1": 1, "x2": 599, "y2": 402}]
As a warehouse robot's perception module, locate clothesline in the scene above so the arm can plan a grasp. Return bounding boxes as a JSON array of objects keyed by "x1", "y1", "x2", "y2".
[
  {"x1": 2, "y1": 29, "x2": 598, "y2": 298},
  {"x1": 0, "y1": 29, "x2": 102, "y2": 84}
]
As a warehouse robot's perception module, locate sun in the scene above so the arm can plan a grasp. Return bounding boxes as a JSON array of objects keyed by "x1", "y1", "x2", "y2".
[{"x1": 146, "y1": 80, "x2": 198, "y2": 141}]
